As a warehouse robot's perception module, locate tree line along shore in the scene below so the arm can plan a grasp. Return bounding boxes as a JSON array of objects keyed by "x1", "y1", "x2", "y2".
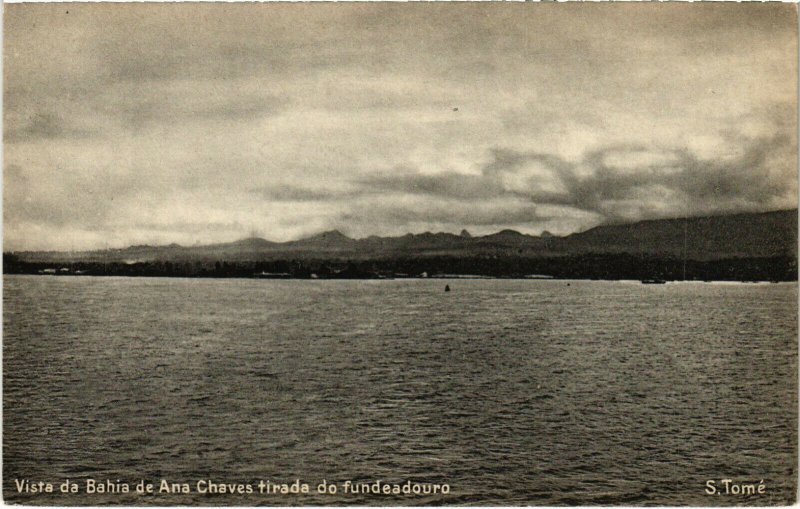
[{"x1": 4, "y1": 253, "x2": 796, "y2": 282}]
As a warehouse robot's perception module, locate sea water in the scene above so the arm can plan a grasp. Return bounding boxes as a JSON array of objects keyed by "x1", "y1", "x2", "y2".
[{"x1": 3, "y1": 276, "x2": 797, "y2": 505}]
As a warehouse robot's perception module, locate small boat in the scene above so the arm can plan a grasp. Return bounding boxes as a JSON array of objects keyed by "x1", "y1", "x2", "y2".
[{"x1": 641, "y1": 279, "x2": 666, "y2": 284}]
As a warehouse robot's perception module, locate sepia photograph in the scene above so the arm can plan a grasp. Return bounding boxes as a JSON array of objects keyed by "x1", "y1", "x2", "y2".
[{"x1": 2, "y1": 2, "x2": 798, "y2": 505}]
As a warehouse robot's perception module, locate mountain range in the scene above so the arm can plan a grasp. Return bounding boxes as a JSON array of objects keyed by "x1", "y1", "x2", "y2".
[{"x1": 9, "y1": 209, "x2": 797, "y2": 264}]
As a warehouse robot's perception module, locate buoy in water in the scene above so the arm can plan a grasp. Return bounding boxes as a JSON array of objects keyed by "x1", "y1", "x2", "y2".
[{"x1": 445, "y1": 284, "x2": 450, "y2": 292}]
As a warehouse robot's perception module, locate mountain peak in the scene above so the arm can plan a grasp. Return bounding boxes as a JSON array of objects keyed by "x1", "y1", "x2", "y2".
[
  {"x1": 315, "y1": 229, "x2": 350, "y2": 240},
  {"x1": 232, "y1": 237, "x2": 274, "y2": 248},
  {"x1": 494, "y1": 229, "x2": 524, "y2": 237},
  {"x1": 298, "y1": 229, "x2": 353, "y2": 245},
  {"x1": 460, "y1": 229, "x2": 472, "y2": 238}
]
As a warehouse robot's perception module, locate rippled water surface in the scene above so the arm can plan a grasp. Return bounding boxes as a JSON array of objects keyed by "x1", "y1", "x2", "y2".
[{"x1": 3, "y1": 276, "x2": 797, "y2": 505}]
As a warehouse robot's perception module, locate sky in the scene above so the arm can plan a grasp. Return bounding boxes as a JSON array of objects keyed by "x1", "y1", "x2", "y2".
[{"x1": 4, "y1": 3, "x2": 798, "y2": 251}]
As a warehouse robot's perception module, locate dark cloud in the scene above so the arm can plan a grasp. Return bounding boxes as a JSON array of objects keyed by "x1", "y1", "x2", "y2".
[
  {"x1": 360, "y1": 172, "x2": 503, "y2": 200},
  {"x1": 337, "y1": 200, "x2": 548, "y2": 230},
  {"x1": 358, "y1": 132, "x2": 796, "y2": 224},
  {"x1": 250, "y1": 185, "x2": 357, "y2": 202},
  {"x1": 4, "y1": 112, "x2": 92, "y2": 142},
  {"x1": 568, "y1": 135, "x2": 795, "y2": 221},
  {"x1": 102, "y1": 93, "x2": 284, "y2": 130}
]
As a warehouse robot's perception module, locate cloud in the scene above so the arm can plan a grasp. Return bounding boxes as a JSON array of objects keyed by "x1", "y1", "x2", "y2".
[
  {"x1": 250, "y1": 185, "x2": 357, "y2": 202},
  {"x1": 360, "y1": 172, "x2": 502, "y2": 200},
  {"x1": 4, "y1": 112, "x2": 92, "y2": 142},
  {"x1": 340, "y1": 198, "x2": 548, "y2": 228},
  {"x1": 568, "y1": 133, "x2": 796, "y2": 221},
  {"x1": 3, "y1": 3, "x2": 797, "y2": 250},
  {"x1": 100, "y1": 88, "x2": 284, "y2": 130},
  {"x1": 356, "y1": 128, "x2": 796, "y2": 224}
]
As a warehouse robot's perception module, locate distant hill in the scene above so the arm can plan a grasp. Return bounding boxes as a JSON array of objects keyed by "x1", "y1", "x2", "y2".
[
  {"x1": 562, "y1": 209, "x2": 797, "y2": 260},
  {"x1": 8, "y1": 209, "x2": 797, "y2": 263}
]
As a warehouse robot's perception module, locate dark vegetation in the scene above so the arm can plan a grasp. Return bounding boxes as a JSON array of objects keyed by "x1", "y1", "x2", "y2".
[{"x1": 4, "y1": 252, "x2": 796, "y2": 282}]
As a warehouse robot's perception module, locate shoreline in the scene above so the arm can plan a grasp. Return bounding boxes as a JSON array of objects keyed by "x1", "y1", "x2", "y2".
[{"x1": 4, "y1": 272, "x2": 796, "y2": 284}]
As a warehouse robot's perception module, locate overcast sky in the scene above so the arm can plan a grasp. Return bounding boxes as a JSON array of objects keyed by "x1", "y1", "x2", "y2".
[{"x1": 4, "y1": 3, "x2": 797, "y2": 250}]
